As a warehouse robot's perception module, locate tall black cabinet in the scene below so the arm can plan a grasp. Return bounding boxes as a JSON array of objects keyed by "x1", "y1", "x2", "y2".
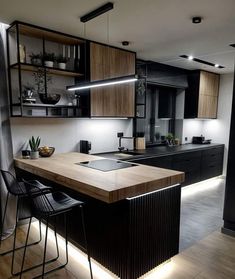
[{"x1": 222, "y1": 69, "x2": 235, "y2": 235}]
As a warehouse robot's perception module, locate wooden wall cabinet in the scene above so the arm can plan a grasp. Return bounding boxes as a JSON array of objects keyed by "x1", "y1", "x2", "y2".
[
  {"x1": 90, "y1": 42, "x2": 136, "y2": 117},
  {"x1": 184, "y1": 70, "x2": 220, "y2": 119}
]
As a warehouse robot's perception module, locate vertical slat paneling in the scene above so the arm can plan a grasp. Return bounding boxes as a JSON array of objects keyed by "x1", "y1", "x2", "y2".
[{"x1": 128, "y1": 185, "x2": 181, "y2": 279}]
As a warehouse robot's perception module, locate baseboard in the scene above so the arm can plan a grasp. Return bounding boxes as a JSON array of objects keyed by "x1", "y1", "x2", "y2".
[{"x1": 221, "y1": 226, "x2": 235, "y2": 237}]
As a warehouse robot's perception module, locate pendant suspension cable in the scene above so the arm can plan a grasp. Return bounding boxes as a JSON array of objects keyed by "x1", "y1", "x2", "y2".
[{"x1": 107, "y1": 12, "x2": 110, "y2": 44}]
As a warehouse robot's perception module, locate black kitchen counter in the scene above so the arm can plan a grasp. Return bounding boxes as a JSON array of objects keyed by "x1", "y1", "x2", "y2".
[{"x1": 95, "y1": 143, "x2": 224, "y2": 161}]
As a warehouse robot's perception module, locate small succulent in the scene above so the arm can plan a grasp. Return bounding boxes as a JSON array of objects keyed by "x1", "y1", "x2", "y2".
[
  {"x1": 166, "y1": 133, "x2": 174, "y2": 141},
  {"x1": 43, "y1": 52, "x2": 55, "y2": 62},
  {"x1": 56, "y1": 54, "x2": 68, "y2": 63},
  {"x1": 29, "y1": 136, "x2": 41, "y2": 152},
  {"x1": 29, "y1": 52, "x2": 42, "y2": 59}
]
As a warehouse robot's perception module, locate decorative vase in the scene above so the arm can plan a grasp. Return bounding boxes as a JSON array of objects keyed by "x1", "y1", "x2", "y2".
[
  {"x1": 58, "y1": 62, "x2": 66, "y2": 69},
  {"x1": 19, "y1": 44, "x2": 26, "y2": 63},
  {"x1": 44, "y1": 61, "x2": 54, "y2": 67},
  {"x1": 30, "y1": 151, "x2": 39, "y2": 159},
  {"x1": 31, "y1": 58, "x2": 41, "y2": 65}
]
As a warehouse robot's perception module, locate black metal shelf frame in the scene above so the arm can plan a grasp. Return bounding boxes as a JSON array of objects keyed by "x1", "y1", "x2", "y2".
[{"x1": 7, "y1": 21, "x2": 89, "y2": 118}]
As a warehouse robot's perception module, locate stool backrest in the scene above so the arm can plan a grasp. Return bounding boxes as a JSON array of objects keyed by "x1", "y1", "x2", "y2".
[
  {"x1": 0, "y1": 170, "x2": 25, "y2": 196},
  {"x1": 23, "y1": 180, "x2": 54, "y2": 215}
]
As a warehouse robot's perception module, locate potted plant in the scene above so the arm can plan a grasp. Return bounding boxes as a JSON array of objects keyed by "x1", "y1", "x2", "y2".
[
  {"x1": 43, "y1": 52, "x2": 55, "y2": 67},
  {"x1": 29, "y1": 52, "x2": 42, "y2": 65},
  {"x1": 166, "y1": 133, "x2": 174, "y2": 146},
  {"x1": 56, "y1": 55, "x2": 68, "y2": 69},
  {"x1": 29, "y1": 136, "x2": 41, "y2": 159}
]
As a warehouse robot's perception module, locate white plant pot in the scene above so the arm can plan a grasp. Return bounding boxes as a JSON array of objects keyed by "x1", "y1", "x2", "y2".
[
  {"x1": 44, "y1": 61, "x2": 54, "y2": 67},
  {"x1": 30, "y1": 151, "x2": 39, "y2": 159},
  {"x1": 58, "y1": 62, "x2": 66, "y2": 69}
]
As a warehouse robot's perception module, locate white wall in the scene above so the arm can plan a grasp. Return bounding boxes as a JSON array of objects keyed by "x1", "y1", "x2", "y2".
[
  {"x1": 182, "y1": 119, "x2": 204, "y2": 144},
  {"x1": 10, "y1": 118, "x2": 133, "y2": 155}
]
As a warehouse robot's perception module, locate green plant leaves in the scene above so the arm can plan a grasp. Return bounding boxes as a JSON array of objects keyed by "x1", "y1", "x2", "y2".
[{"x1": 29, "y1": 136, "x2": 41, "y2": 151}]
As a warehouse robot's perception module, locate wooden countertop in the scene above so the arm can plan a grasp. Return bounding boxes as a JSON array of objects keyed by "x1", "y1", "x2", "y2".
[{"x1": 15, "y1": 152, "x2": 184, "y2": 203}]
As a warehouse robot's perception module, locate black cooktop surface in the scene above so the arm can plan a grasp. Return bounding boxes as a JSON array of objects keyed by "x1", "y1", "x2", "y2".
[{"x1": 76, "y1": 159, "x2": 136, "y2": 172}]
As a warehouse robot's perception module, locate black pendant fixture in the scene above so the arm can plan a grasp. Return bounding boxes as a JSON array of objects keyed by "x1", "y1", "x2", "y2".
[
  {"x1": 80, "y1": 2, "x2": 114, "y2": 23},
  {"x1": 67, "y1": 2, "x2": 138, "y2": 92}
]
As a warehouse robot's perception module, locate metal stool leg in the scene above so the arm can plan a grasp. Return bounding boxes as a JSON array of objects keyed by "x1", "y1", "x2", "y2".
[
  {"x1": 16, "y1": 217, "x2": 60, "y2": 277},
  {"x1": 80, "y1": 205, "x2": 93, "y2": 279},
  {"x1": 19, "y1": 216, "x2": 32, "y2": 279},
  {"x1": 11, "y1": 199, "x2": 19, "y2": 275},
  {"x1": 33, "y1": 213, "x2": 70, "y2": 279},
  {"x1": 41, "y1": 217, "x2": 49, "y2": 279},
  {"x1": 0, "y1": 192, "x2": 9, "y2": 249}
]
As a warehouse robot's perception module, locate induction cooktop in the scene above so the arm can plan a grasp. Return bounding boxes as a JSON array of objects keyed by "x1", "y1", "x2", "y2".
[{"x1": 76, "y1": 159, "x2": 137, "y2": 172}]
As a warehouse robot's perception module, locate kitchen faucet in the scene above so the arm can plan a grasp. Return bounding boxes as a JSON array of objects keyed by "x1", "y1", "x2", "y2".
[{"x1": 117, "y1": 132, "x2": 135, "y2": 152}]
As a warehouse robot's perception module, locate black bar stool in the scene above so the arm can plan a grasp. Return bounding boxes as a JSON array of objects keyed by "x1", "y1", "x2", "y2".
[
  {"x1": 0, "y1": 169, "x2": 59, "y2": 276},
  {"x1": 22, "y1": 180, "x2": 93, "y2": 279}
]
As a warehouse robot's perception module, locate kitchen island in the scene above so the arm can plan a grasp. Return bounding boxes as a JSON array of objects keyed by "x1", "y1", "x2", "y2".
[{"x1": 15, "y1": 152, "x2": 184, "y2": 279}]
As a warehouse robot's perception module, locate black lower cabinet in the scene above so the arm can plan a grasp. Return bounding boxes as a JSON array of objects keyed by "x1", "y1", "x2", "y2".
[
  {"x1": 129, "y1": 145, "x2": 224, "y2": 187},
  {"x1": 172, "y1": 151, "x2": 201, "y2": 186},
  {"x1": 201, "y1": 147, "x2": 224, "y2": 180},
  {"x1": 132, "y1": 155, "x2": 172, "y2": 169}
]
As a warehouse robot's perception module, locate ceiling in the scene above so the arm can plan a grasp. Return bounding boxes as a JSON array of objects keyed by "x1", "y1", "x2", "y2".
[{"x1": 1, "y1": 0, "x2": 235, "y2": 73}]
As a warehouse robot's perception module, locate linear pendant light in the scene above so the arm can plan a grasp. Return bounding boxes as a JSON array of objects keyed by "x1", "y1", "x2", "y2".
[
  {"x1": 67, "y1": 75, "x2": 138, "y2": 91},
  {"x1": 67, "y1": 2, "x2": 138, "y2": 92}
]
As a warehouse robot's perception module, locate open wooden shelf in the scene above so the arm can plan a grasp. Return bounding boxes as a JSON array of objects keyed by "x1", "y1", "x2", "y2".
[
  {"x1": 12, "y1": 103, "x2": 78, "y2": 108},
  {"x1": 9, "y1": 21, "x2": 85, "y2": 45},
  {"x1": 10, "y1": 63, "x2": 84, "y2": 77}
]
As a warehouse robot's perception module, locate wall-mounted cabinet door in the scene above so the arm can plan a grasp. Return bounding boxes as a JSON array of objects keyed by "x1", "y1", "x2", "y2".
[
  {"x1": 184, "y1": 70, "x2": 220, "y2": 119},
  {"x1": 90, "y1": 42, "x2": 135, "y2": 117}
]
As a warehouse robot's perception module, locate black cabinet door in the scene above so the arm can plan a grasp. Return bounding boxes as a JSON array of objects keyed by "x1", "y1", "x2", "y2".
[
  {"x1": 184, "y1": 71, "x2": 200, "y2": 119},
  {"x1": 130, "y1": 155, "x2": 172, "y2": 169},
  {"x1": 158, "y1": 87, "x2": 176, "y2": 119},
  {"x1": 201, "y1": 147, "x2": 224, "y2": 180},
  {"x1": 172, "y1": 151, "x2": 201, "y2": 186}
]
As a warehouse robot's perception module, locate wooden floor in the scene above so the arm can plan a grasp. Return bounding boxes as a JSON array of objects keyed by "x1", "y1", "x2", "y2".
[
  {"x1": 0, "y1": 224, "x2": 235, "y2": 279},
  {"x1": 0, "y1": 178, "x2": 234, "y2": 279},
  {"x1": 180, "y1": 178, "x2": 225, "y2": 250}
]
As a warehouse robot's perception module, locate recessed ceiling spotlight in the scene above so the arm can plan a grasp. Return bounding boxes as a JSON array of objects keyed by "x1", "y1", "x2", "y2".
[
  {"x1": 122, "y1": 41, "x2": 129, "y2": 46},
  {"x1": 192, "y1": 16, "x2": 202, "y2": 24},
  {"x1": 180, "y1": 55, "x2": 225, "y2": 69}
]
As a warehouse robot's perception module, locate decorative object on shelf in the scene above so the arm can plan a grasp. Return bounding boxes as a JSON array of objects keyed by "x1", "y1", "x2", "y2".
[
  {"x1": 29, "y1": 136, "x2": 41, "y2": 159},
  {"x1": 38, "y1": 146, "x2": 55, "y2": 157},
  {"x1": 33, "y1": 68, "x2": 52, "y2": 94},
  {"x1": 29, "y1": 52, "x2": 42, "y2": 65},
  {"x1": 21, "y1": 150, "x2": 30, "y2": 159},
  {"x1": 19, "y1": 44, "x2": 26, "y2": 63},
  {"x1": 174, "y1": 138, "x2": 180, "y2": 145},
  {"x1": 56, "y1": 54, "x2": 68, "y2": 69},
  {"x1": 166, "y1": 133, "x2": 174, "y2": 146},
  {"x1": 43, "y1": 52, "x2": 55, "y2": 67},
  {"x1": 136, "y1": 79, "x2": 145, "y2": 96},
  {"x1": 39, "y1": 93, "x2": 61, "y2": 105},
  {"x1": 22, "y1": 84, "x2": 36, "y2": 103}
]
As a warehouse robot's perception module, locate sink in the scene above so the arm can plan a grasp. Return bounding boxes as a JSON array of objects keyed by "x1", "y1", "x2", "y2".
[
  {"x1": 113, "y1": 153, "x2": 134, "y2": 157},
  {"x1": 114, "y1": 151, "x2": 142, "y2": 157}
]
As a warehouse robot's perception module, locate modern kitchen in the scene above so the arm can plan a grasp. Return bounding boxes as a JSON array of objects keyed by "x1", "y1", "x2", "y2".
[{"x1": 0, "y1": 1, "x2": 235, "y2": 279}]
